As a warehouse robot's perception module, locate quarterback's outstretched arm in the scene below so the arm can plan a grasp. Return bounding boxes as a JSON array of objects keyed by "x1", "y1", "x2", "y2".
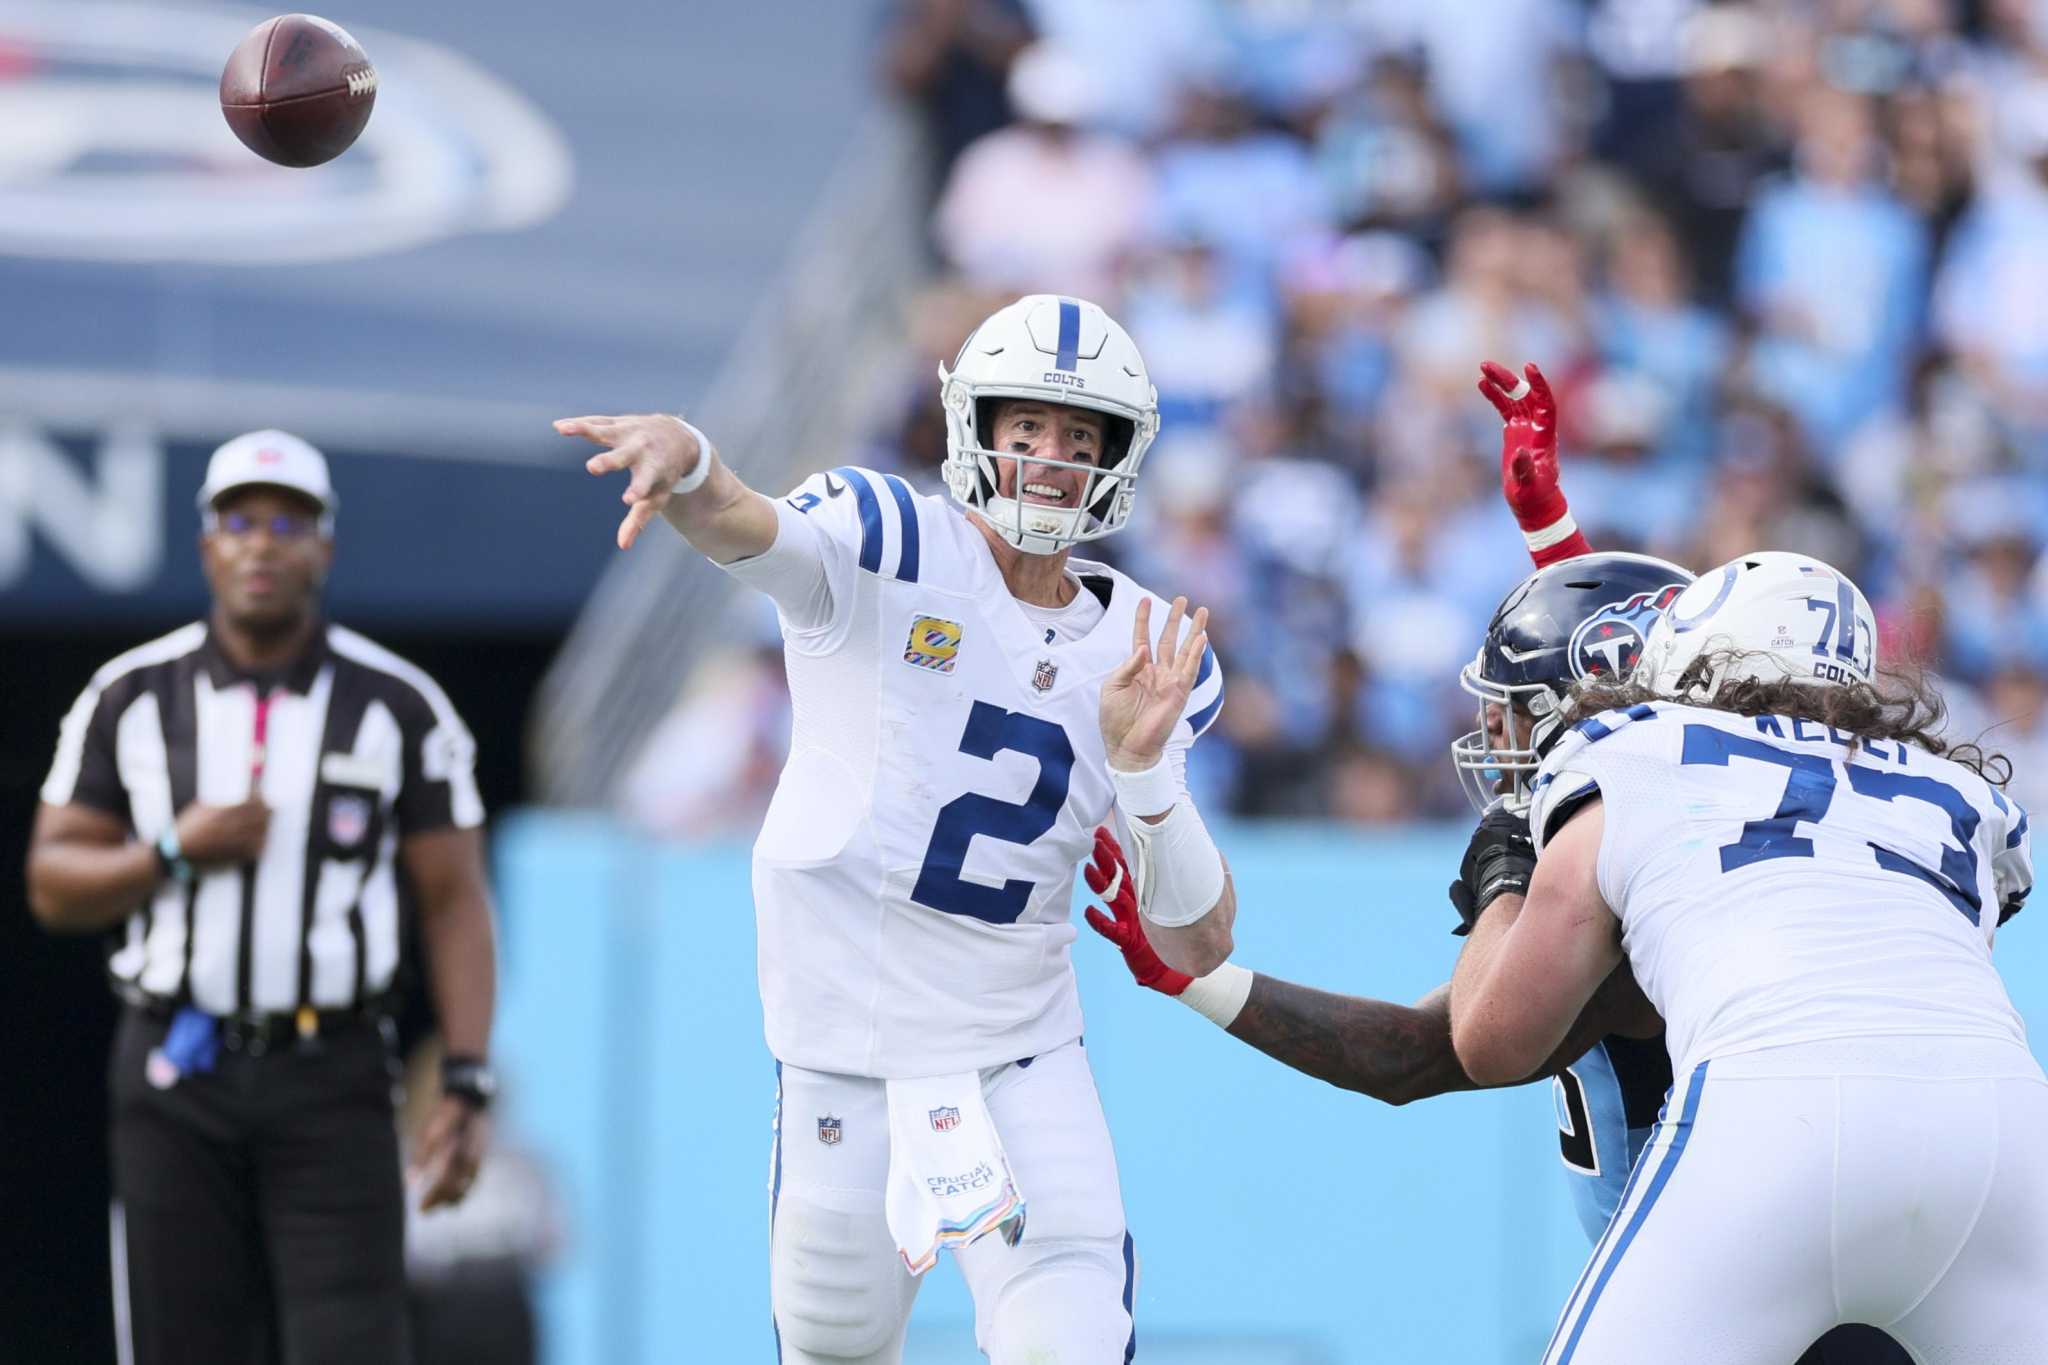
[{"x1": 559, "y1": 412, "x2": 779, "y2": 562}]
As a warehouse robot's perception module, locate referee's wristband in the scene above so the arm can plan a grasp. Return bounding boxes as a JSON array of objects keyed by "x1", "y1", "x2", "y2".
[
  {"x1": 154, "y1": 828, "x2": 193, "y2": 884},
  {"x1": 668, "y1": 417, "x2": 716, "y2": 496}
]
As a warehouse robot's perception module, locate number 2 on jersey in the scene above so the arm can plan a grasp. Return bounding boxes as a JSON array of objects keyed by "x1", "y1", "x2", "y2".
[
  {"x1": 911, "y1": 701, "x2": 1075, "y2": 924},
  {"x1": 1679, "y1": 725, "x2": 1983, "y2": 923}
]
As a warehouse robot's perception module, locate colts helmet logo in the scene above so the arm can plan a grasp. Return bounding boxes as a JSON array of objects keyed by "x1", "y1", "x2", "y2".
[{"x1": 1567, "y1": 585, "x2": 1686, "y2": 683}]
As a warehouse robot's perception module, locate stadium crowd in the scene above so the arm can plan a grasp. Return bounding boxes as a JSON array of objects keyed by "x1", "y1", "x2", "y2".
[{"x1": 625, "y1": 0, "x2": 2048, "y2": 834}]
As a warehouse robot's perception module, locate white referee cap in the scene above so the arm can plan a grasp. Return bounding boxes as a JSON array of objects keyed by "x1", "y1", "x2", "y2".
[{"x1": 197, "y1": 430, "x2": 337, "y2": 517}]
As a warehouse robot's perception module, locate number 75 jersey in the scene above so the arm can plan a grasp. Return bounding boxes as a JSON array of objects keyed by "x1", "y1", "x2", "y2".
[
  {"x1": 1531, "y1": 702, "x2": 2033, "y2": 1080},
  {"x1": 720, "y1": 467, "x2": 1224, "y2": 1078}
]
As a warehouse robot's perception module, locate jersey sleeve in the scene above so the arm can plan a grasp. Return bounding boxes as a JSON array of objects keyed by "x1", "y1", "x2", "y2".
[
  {"x1": 1530, "y1": 705, "x2": 1674, "y2": 911},
  {"x1": 40, "y1": 674, "x2": 131, "y2": 820},
  {"x1": 1175, "y1": 639, "x2": 1225, "y2": 745},
  {"x1": 393, "y1": 677, "x2": 485, "y2": 835},
  {"x1": 719, "y1": 466, "x2": 925, "y2": 641},
  {"x1": 1994, "y1": 802, "x2": 2031, "y2": 927}
]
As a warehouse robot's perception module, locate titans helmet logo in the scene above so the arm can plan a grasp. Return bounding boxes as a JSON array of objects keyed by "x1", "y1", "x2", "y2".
[{"x1": 1568, "y1": 584, "x2": 1687, "y2": 682}]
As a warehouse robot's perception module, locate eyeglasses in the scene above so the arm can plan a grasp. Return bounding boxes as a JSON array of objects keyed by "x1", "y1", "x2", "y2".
[{"x1": 206, "y1": 510, "x2": 326, "y2": 540}]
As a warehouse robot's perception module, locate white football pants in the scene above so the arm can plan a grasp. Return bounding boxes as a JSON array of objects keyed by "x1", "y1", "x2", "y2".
[
  {"x1": 1544, "y1": 1037, "x2": 2048, "y2": 1365},
  {"x1": 769, "y1": 1038, "x2": 1136, "y2": 1364}
]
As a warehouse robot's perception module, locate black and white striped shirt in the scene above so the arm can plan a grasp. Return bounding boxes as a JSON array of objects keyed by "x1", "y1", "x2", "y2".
[{"x1": 40, "y1": 621, "x2": 483, "y2": 1015}]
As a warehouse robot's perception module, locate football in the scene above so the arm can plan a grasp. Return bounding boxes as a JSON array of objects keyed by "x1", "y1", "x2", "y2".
[{"x1": 219, "y1": 14, "x2": 377, "y2": 168}]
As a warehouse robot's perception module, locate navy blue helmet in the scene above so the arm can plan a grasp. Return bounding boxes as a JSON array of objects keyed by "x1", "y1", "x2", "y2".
[{"x1": 1451, "y1": 552, "x2": 1694, "y2": 812}]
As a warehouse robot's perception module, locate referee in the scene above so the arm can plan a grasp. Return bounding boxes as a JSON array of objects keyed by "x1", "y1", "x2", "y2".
[{"x1": 25, "y1": 431, "x2": 499, "y2": 1365}]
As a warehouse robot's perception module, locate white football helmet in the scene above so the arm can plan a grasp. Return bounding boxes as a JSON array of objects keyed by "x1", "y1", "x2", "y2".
[
  {"x1": 938, "y1": 294, "x2": 1160, "y2": 555},
  {"x1": 1636, "y1": 550, "x2": 1878, "y2": 699}
]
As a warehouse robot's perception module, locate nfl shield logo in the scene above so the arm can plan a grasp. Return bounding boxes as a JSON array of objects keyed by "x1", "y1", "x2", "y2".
[
  {"x1": 1032, "y1": 659, "x2": 1058, "y2": 694},
  {"x1": 929, "y1": 1106, "x2": 961, "y2": 1133},
  {"x1": 817, "y1": 1115, "x2": 842, "y2": 1146},
  {"x1": 328, "y1": 793, "x2": 370, "y2": 847}
]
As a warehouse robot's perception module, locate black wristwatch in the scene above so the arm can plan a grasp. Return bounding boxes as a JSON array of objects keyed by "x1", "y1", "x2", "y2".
[{"x1": 441, "y1": 1056, "x2": 498, "y2": 1111}]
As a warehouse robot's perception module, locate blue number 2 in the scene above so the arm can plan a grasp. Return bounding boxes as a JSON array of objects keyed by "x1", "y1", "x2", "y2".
[
  {"x1": 910, "y1": 701, "x2": 1075, "y2": 924},
  {"x1": 1680, "y1": 724, "x2": 1983, "y2": 923}
]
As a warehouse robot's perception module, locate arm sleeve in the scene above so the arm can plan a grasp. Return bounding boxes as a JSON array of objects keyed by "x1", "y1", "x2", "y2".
[
  {"x1": 719, "y1": 467, "x2": 925, "y2": 640},
  {"x1": 40, "y1": 677, "x2": 130, "y2": 820},
  {"x1": 394, "y1": 679, "x2": 485, "y2": 836}
]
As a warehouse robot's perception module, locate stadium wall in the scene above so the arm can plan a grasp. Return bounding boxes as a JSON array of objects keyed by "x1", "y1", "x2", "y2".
[{"x1": 492, "y1": 815, "x2": 2048, "y2": 1365}]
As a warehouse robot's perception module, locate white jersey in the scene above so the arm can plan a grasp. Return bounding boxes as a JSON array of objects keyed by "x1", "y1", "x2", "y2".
[
  {"x1": 1530, "y1": 702, "x2": 2034, "y2": 1078},
  {"x1": 720, "y1": 466, "x2": 1224, "y2": 1078}
]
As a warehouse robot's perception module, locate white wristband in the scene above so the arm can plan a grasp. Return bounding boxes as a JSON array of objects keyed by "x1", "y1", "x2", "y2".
[
  {"x1": 1522, "y1": 510, "x2": 1578, "y2": 553},
  {"x1": 1107, "y1": 755, "x2": 1179, "y2": 818},
  {"x1": 1178, "y1": 962, "x2": 1253, "y2": 1028},
  {"x1": 668, "y1": 416, "x2": 716, "y2": 496}
]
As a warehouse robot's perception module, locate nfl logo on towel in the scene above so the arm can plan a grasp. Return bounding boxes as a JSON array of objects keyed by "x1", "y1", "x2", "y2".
[
  {"x1": 929, "y1": 1106, "x2": 961, "y2": 1133},
  {"x1": 328, "y1": 793, "x2": 370, "y2": 846},
  {"x1": 1032, "y1": 658, "x2": 1058, "y2": 694},
  {"x1": 817, "y1": 1115, "x2": 842, "y2": 1146}
]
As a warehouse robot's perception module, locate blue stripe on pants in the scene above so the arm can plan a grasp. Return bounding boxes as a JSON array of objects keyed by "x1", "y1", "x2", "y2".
[
  {"x1": 771, "y1": 1061, "x2": 783, "y2": 1362},
  {"x1": 1552, "y1": 1061, "x2": 1710, "y2": 1365},
  {"x1": 1121, "y1": 1230, "x2": 1137, "y2": 1362}
]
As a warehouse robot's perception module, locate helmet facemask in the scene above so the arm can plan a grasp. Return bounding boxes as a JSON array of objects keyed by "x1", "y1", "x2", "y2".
[
  {"x1": 1450, "y1": 652, "x2": 1571, "y2": 815},
  {"x1": 937, "y1": 294, "x2": 1160, "y2": 555}
]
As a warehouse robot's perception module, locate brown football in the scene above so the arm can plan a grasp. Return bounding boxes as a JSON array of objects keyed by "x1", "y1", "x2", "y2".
[{"x1": 219, "y1": 14, "x2": 377, "y2": 168}]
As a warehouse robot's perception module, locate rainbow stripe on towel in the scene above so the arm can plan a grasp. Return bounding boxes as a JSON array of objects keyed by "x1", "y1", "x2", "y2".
[{"x1": 898, "y1": 1185, "x2": 1027, "y2": 1275}]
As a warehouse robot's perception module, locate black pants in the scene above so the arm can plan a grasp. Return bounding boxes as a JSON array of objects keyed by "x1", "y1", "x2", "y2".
[{"x1": 109, "y1": 1006, "x2": 409, "y2": 1365}]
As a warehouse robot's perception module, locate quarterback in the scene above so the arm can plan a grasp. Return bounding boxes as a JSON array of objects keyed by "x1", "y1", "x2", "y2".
[{"x1": 562, "y1": 295, "x2": 1231, "y2": 1363}]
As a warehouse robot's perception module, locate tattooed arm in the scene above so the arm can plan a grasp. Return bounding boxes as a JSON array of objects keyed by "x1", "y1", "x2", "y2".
[{"x1": 1225, "y1": 941, "x2": 1659, "y2": 1106}]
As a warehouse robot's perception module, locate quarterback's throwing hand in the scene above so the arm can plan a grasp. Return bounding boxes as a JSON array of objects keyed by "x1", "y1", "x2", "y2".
[
  {"x1": 556, "y1": 412, "x2": 705, "y2": 550},
  {"x1": 1082, "y1": 826, "x2": 1192, "y2": 996},
  {"x1": 1101, "y1": 596, "x2": 1209, "y2": 772}
]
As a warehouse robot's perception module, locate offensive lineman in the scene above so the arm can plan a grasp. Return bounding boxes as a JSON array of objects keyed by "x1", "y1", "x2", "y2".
[
  {"x1": 562, "y1": 295, "x2": 1232, "y2": 1363},
  {"x1": 1452, "y1": 553, "x2": 2044, "y2": 1362}
]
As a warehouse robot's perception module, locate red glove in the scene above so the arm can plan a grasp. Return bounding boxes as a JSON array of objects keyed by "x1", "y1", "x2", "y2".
[
  {"x1": 1478, "y1": 360, "x2": 1591, "y2": 568},
  {"x1": 1082, "y1": 826, "x2": 1192, "y2": 997}
]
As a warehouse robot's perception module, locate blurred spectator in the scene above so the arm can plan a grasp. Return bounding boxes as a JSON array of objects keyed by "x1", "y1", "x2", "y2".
[
  {"x1": 619, "y1": 602, "x2": 792, "y2": 839},
  {"x1": 1736, "y1": 85, "x2": 1931, "y2": 449},
  {"x1": 1638, "y1": 4, "x2": 1787, "y2": 304},
  {"x1": 1593, "y1": 212, "x2": 1730, "y2": 461},
  {"x1": 933, "y1": 42, "x2": 1153, "y2": 300},
  {"x1": 1938, "y1": 484, "x2": 2048, "y2": 682},
  {"x1": 1978, "y1": 659, "x2": 2048, "y2": 820},
  {"x1": 1150, "y1": 82, "x2": 1331, "y2": 277},
  {"x1": 1933, "y1": 81, "x2": 2048, "y2": 447},
  {"x1": 1123, "y1": 230, "x2": 1279, "y2": 430},
  {"x1": 881, "y1": 0, "x2": 1036, "y2": 201},
  {"x1": 1312, "y1": 53, "x2": 1464, "y2": 239}
]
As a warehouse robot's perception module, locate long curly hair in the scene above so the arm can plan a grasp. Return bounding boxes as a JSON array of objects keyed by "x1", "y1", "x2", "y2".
[{"x1": 1563, "y1": 650, "x2": 2013, "y2": 785}]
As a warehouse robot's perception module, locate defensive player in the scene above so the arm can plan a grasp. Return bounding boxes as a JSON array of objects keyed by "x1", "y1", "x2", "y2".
[
  {"x1": 1451, "y1": 553, "x2": 2044, "y2": 1362},
  {"x1": 1086, "y1": 364, "x2": 1912, "y2": 1363},
  {"x1": 563, "y1": 295, "x2": 1231, "y2": 1363}
]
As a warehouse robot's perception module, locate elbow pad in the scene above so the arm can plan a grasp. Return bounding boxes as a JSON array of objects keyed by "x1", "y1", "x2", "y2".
[{"x1": 1124, "y1": 796, "x2": 1226, "y2": 929}]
